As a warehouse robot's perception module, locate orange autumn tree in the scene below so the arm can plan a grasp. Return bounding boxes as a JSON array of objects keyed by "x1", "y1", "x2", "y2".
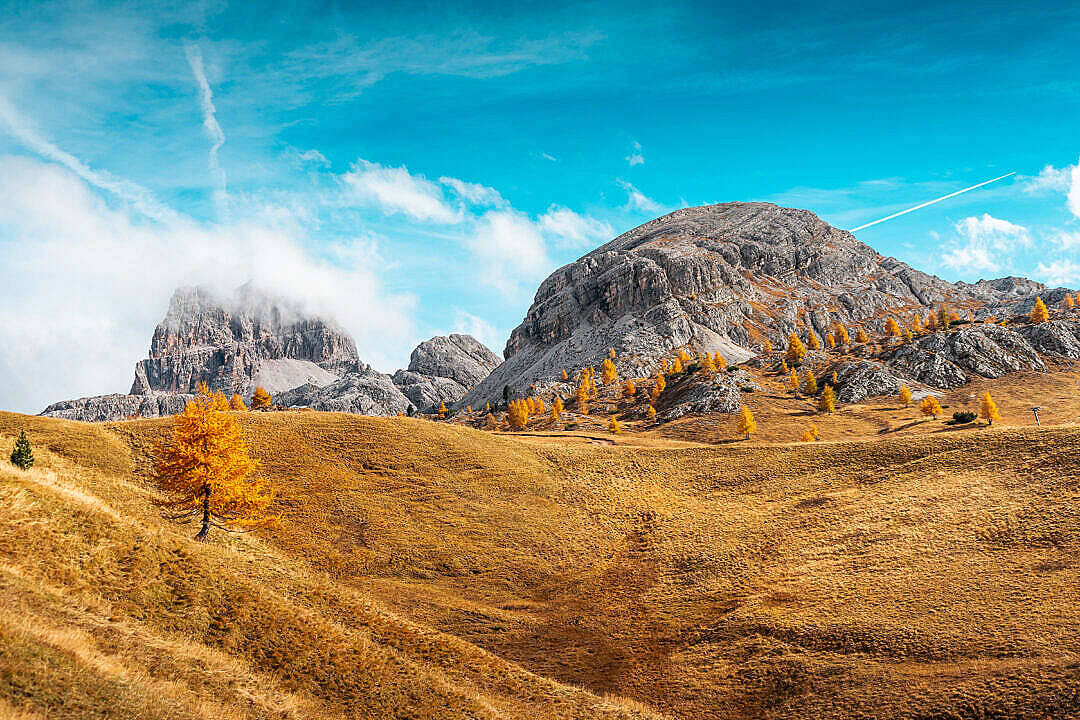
[
  {"x1": 601, "y1": 357, "x2": 618, "y2": 385},
  {"x1": 229, "y1": 393, "x2": 247, "y2": 411},
  {"x1": 153, "y1": 383, "x2": 272, "y2": 541},
  {"x1": 898, "y1": 383, "x2": 912, "y2": 406},
  {"x1": 576, "y1": 380, "x2": 590, "y2": 414},
  {"x1": 251, "y1": 386, "x2": 272, "y2": 409},
  {"x1": 884, "y1": 317, "x2": 901, "y2": 337},
  {"x1": 507, "y1": 399, "x2": 530, "y2": 429},
  {"x1": 736, "y1": 405, "x2": 756, "y2": 440},
  {"x1": 1031, "y1": 296, "x2": 1049, "y2": 323},
  {"x1": 980, "y1": 391, "x2": 1001, "y2": 425},
  {"x1": 785, "y1": 333, "x2": 807, "y2": 364},
  {"x1": 920, "y1": 395, "x2": 942, "y2": 418},
  {"x1": 714, "y1": 352, "x2": 728, "y2": 371},
  {"x1": 551, "y1": 396, "x2": 564, "y2": 422}
]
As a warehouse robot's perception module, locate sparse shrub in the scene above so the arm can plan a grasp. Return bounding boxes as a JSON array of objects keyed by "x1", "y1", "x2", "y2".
[
  {"x1": 608, "y1": 416, "x2": 621, "y2": 434},
  {"x1": 885, "y1": 317, "x2": 901, "y2": 337},
  {"x1": 10, "y1": 430, "x2": 33, "y2": 470},
  {"x1": 647, "y1": 405, "x2": 657, "y2": 420},
  {"x1": 952, "y1": 411, "x2": 976, "y2": 424},
  {"x1": 624, "y1": 379, "x2": 637, "y2": 396},
  {"x1": 484, "y1": 413, "x2": 498, "y2": 430},
  {"x1": 855, "y1": 327, "x2": 869, "y2": 343},
  {"x1": 800, "y1": 423, "x2": 819, "y2": 442}
]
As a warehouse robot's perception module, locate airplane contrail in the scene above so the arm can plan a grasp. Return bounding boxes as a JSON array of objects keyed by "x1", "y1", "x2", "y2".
[{"x1": 850, "y1": 171, "x2": 1016, "y2": 232}]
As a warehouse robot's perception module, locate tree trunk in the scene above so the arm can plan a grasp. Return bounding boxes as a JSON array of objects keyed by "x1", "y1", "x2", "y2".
[{"x1": 194, "y1": 485, "x2": 210, "y2": 541}]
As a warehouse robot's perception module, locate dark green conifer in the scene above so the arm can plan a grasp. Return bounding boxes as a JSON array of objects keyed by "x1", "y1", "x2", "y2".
[{"x1": 10, "y1": 430, "x2": 33, "y2": 470}]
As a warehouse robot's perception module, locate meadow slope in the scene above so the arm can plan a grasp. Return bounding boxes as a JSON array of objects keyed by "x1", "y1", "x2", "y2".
[{"x1": 1, "y1": 410, "x2": 1078, "y2": 719}]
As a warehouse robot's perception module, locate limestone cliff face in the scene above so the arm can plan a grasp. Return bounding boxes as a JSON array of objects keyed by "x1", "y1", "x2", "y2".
[{"x1": 460, "y1": 202, "x2": 1066, "y2": 408}]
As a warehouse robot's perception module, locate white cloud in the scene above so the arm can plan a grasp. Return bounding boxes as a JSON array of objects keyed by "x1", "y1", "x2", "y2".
[
  {"x1": 464, "y1": 209, "x2": 550, "y2": 296},
  {"x1": 283, "y1": 147, "x2": 330, "y2": 167},
  {"x1": 941, "y1": 213, "x2": 1030, "y2": 273},
  {"x1": 439, "y1": 176, "x2": 506, "y2": 208},
  {"x1": 0, "y1": 155, "x2": 417, "y2": 413},
  {"x1": 1036, "y1": 259, "x2": 1080, "y2": 286},
  {"x1": 341, "y1": 159, "x2": 461, "y2": 224},
  {"x1": 541, "y1": 152, "x2": 557, "y2": 162},
  {"x1": 0, "y1": 96, "x2": 180, "y2": 224},
  {"x1": 538, "y1": 205, "x2": 613, "y2": 248},
  {"x1": 617, "y1": 179, "x2": 663, "y2": 214},
  {"x1": 1069, "y1": 162, "x2": 1080, "y2": 220},
  {"x1": 184, "y1": 43, "x2": 228, "y2": 217},
  {"x1": 626, "y1": 140, "x2": 644, "y2": 166},
  {"x1": 1022, "y1": 157, "x2": 1080, "y2": 220},
  {"x1": 451, "y1": 308, "x2": 502, "y2": 351}
]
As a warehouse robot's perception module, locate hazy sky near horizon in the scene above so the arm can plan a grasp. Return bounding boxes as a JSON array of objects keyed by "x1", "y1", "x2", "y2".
[{"x1": 1, "y1": 0, "x2": 1078, "y2": 413}]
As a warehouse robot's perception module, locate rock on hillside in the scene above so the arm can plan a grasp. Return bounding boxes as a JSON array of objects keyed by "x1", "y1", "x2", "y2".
[
  {"x1": 39, "y1": 393, "x2": 195, "y2": 423},
  {"x1": 460, "y1": 202, "x2": 1065, "y2": 408},
  {"x1": 277, "y1": 367, "x2": 412, "y2": 416},
  {"x1": 887, "y1": 324, "x2": 1046, "y2": 389},
  {"x1": 389, "y1": 334, "x2": 502, "y2": 413}
]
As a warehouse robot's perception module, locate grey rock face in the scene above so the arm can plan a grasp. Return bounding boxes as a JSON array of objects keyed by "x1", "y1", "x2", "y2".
[
  {"x1": 276, "y1": 367, "x2": 412, "y2": 416},
  {"x1": 40, "y1": 393, "x2": 194, "y2": 423},
  {"x1": 407, "y1": 334, "x2": 500, "y2": 389},
  {"x1": 131, "y1": 285, "x2": 359, "y2": 395},
  {"x1": 1016, "y1": 318, "x2": 1080, "y2": 359},
  {"x1": 391, "y1": 370, "x2": 466, "y2": 413},
  {"x1": 887, "y1": 325, "x2": 1045, "y2": 389},
  {"x1": 460, "y1": 202, "x2": 1063, "y2": 409},
  {"x1": 663, "y1": 370, "x2": 751, "y2": 420},
  {"x1": 836, "y1": 360, "x2": 904, "y2": 403}
]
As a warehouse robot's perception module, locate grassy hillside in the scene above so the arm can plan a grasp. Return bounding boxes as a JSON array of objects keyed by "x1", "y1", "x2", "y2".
[{"x1": 1, "y1": 410, "x2": 1078, "y2": 718}]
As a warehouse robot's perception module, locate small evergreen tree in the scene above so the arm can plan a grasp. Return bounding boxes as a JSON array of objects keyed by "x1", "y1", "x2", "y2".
[
  {"x1": 785, "y1": 333, "x2": 807, "y2": 363},
  {"x1": 736, "y1": 405, "x2": 756, "y2": 440},
  {"x1": 1031, "y1": 296, "x2": 1050, "y2": 323},
  {"x1": 807, "y1": 333, "x2": 821, "y2": 350},
  {"x1": 10, "y1": 430, "x2": 33, "y2": 470},
  {"x1": 980, "y1": 391, "x2": 1001, "y2": 425},
  {"x1": 787, "y1": 368, "x2": 800, "y2": 394},
  {"x1": 624, "y1": 379, "x2": 636, "y2": 396},
  {"x1": 552, "y1": 396, "x2": 564, "y2": 421}
]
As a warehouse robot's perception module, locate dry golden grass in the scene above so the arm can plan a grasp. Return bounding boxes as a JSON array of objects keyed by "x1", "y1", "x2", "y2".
[{"x1": 1, "y1": 401, "x2": 1079, "y2": 718}]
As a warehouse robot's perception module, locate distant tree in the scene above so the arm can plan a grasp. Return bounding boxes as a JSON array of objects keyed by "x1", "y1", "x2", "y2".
[
  {"x1": 600, "y1": 358, "x2": 617, "y2": 385},
  {"x1": 785, "y1": 333, "x2": 807, "y2": 364},
  {"x1": 485, "y1": 403, "x2": 491, "y2": 412},
  {"x1": 252, "y1": 386, "x2": 272, "y2": 410},
  {"x1": 911, "y1": 313, "x2": 923, "y2": 333},
  {"x1": 609, "y1": 347, "x2": 616, "y2": 359},
  {"x1": 762, "y1": 338, "x2": 773, "y2": 353},
  {"x1": 551, "y1": 396, "x2": 564, "y2": 421},
  {"x1": 831, "y1": 371, "x2": 838, "y2": 387},
  {"x1": 855, "y1": 327, "x2": 869, "y2": 343},
  {"x1": 818, "y1": 385, "x2": 836, "y2": 414},
  {"x1": 804, "y1": 369, "x2": 818, "y2": 395},
  {"x1": 561, "y1": 369, "x2": 569, "y2": 381},
  {"x1": 1065, "y1": 294, "x2": 1075, "y2": 309},
  {"x1": 1031, "y1": 296, "x2": 1050, "y2": 323},
  {"x1": 624, "y1": 379, "x2": 636, "y2": 396},
  {"x1": 153, "y1": 384, "x2": 271, "y2": 541},
  {"x1": 485, "y1": 413, "x2": 498, "y2": 430},
  {"x1": 800, "y1": 423, "x2": 820, "y2": 442},
  {"x1": 903, "y1": 329, "x2": 914, "y2": 343},
  {"x1": 715, "y1": 353, "x2": 728, "y2": 371},
  {"x1": 678, "y1": 349, "x2": 692, "y2": 363},
  {"x1": 780, "y1": 359, "x2": 790, "y2": 374},
  {"x1": 507, "y1": 399, "x2": 529, "y2": 430},
  {"x1": 736, "y1": 405, "x2": 757, "y2": 440},
  {"x1": 885, "y1": 317, "x2": 901, "y2": 337},
  {"x1": 787, "y1": 368, "x2": 800, "y2": 394},
  {"x1": 671, "y1": 358, "x2": 684, "y2": 374},
  {"x1": 608, "y1": 415, "x2": 621, "y2": 434},
  {"x1": 229, "y1": 393, "x2": 247, "y2": 411},
  {"x1": 807, "y1": 333, "x2": 821, "y2": 350},
  {"x1": 835, "y1": 324, "x2": 850, "y2": 345},
  {"x1": 980, "y1": 391, "x2": 1001, "y2": 425},
  {"x1": 898, "y1": 384, "x2": 912, "y2": 406},
  {"x1": 1075, "y1": 292, "x2": 1080, "y2": 307},
  {"x1": 466, "y1": 405, "x2": 472, "y2": 414},
  {"x1": 825, "y1": 332, "x2": 836, "y2": 348},
  {"x1": 920, "y1": 395, "x2": 942, "y2": 419},
  {"x1": 438, "y1": 402, "x2": 448, "y2": 417},
  {"x1": 701, "y1": 354, "x2": 717, "y2": 373},
  {"x1": 211, "y1": 389, "x2": 231, "y2": 411},
  {"x1": 9, "y1": 430, "x2": 33, "y2": 470},
  {"x1": 576, "y1": 380, "x2": 590, "y2": 415},
  {"x1": 925, "y1": 312, "x2": 938, "y2": 332},
  {"x1": 647, "y1": 405, "x2": 657, "y2": 421},
  {"x1": 653, "y1": 372, "x2": 666, "y2": 396},
  {"x1": 535, "y1": 397, "x2": 547, "y2": 414}
]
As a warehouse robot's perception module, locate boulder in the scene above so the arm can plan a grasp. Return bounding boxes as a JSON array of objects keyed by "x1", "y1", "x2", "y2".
[{"x1": 277, "y1": 368, "x2": 412, "y2": 416}]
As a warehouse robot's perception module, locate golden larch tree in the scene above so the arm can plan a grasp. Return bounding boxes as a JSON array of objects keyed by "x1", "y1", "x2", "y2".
[
  {"x1": 780, "y1": 359, "x2": 790, "y2": 374},
  {"x1": 552, "y1": 396, "x2": 564, "y2": 420},
  {"x1": 1031, "y1": 296, "x2": 1049, "y2": 323},
  {"x1": 701, "y1": 354, "x2": 717, "y2": 373},
  {"x1": 925, "y1": 312, "x2": 938, "y2": 332},
  {"x1": 831, "y1": 370, "x2": 838, "y2": 387},
  {"x1": 807, "y1": 333, "x2": 821, "y2": 350},
  {"x1": 646, "y1": 405, "x2": 657, "y2": 421},
  {"x1": 800, "y1": 423, "x2": 820, "y2": 442},
  {"x1": 608, "y1": 347, "x2": 616, "y2": 359},
  {"x1": 898, "y1": 384, "x2": 912, "y2": 406},
  {"x1": 736, "y1": 405, "x2": 756, "y2": 440},
  {"x1": 855, "y1": 327, "x2": 869, "y2": 343},
  {"x1": 561, "y1": 369, "x2": 569, "y2": 381},
  {"x1": 466, "y1": 405, "x2": 472, "y2": 413},
  {"x1": 624, "y1": 379, "x2": 636, "y2": 396},
  {"x1": 608, "y1": 415, "x2": 621, "y2": 434},
  {"x1": 229, "y1": 393, "x2": 247, "y2": 411},
  {"x1": 835, "y1": 324, "x2": 850, "y2": 345},
  {"x1": 507, "y1": 399, "x2": 529, "y2": 429},
  {"x1": 803, "y1": 369, "x2": 818, "y2": 394},
  {"x1": 153, "y1": 384, "x2": 271, "y2": 541},
  {"x1": 762, "y1": 338, "x2": 773, "y2": 353},
  {"x1": 920, "y1": 395, "x2": 942, "y2": 418},
  {"x1": 715, "y1": 353, "x2": 728, "y2": 371},
  {"x1": 576, "y1": 380, "x2": 590, "y2": 415},
  {"x1": 678, "y1": 348, "x2": 692, "y2": 363},
  {"x1": 787, "y1": 368, "x2": 800, "y2": 394},
  {"x1": 903, "y1": 329, "x2": 914, "y2": 343},
  {"x1": 818, "y1": 384, "x2": 836, "y2": 414},
  {"x1": 980, "y1": 391, "x2": 1001, "y2": 425},
  {"x1": 211, "y1": 391, "x2": 231, "y2": 411},
  {"x1": 438, "y1": 401, "x2": 448, "y2": 417},
  {"x1": 1064, "y1": 294, "x2": 1075, "y2": 309},
  {"x1": 672, "y1": 357, "x2": 684, "y2": 374},
  {"x1": 885, "y1": 317, "x2": 901, "y2": 337},
  {"x1": 251, "y1": 386, "x2": 272, "y2": 409},
  {"x1": 911, "y1": 313, "x2": 923, "y2": 333},
  {"x1": 825, "y1": 332, "x2": 836, "y2": 348},
  {"x1": 785, "y1": 333, "x2": 807, "y2": 364},
  {"x1": 601, "y1": 357, "x2": 618, "y2": 385}
]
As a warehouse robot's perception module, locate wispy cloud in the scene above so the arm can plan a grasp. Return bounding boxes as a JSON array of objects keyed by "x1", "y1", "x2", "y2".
[
  {"x1": 538, "y1": 205, "x2": 613, "y2": 248},
  {"x1": 341, "y1": 159, "x2": 462, "y2": 224},
  {"x1": 1036, "y1": 259, "x2": 1080, "y2": 286},
  {"x1": 440, "y1": 176, "x2": 507, "y2": 208},
  {"x1": 1020, "y1": 157, "x2": 1080, "y2": 219},
  {"x1": 626, "y1": 140, "x2": 644, "y2": 166},
  {"x1": 184, "y1": 43, "x2": 228, "y2": 217},
  {"x1": 465, "y1": 209, "x2": 551, "y2": 297},
  {"x1": 0, "y1": 96, "x2": 179, "y2": 224},
  {"x1": 451, "y1": 308, "x2": 501, "y2": 351},
  {"x1": 617, "y1": 179, "x2": 663, "y2": 214},
  {"x1": 941, "y1": 213, "x2": 1030, "y2": 273}
]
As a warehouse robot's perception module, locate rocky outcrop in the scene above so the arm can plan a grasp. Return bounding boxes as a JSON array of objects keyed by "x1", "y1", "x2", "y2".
[
  {"x1": 662, "y1": 369, "x2": 754, "y2": 420},
  {"x1": 406, "y1": 334, "x2": 500, "y2": 389},
  {"x1": 40, "y1": 393, "x2": 194, "y2": 423},
  {"x1": 836, "y1": 360, "x2": 904, "y2": 403},
  {"x1": 459, "y1": 202, "x2": 1067, "y2": 409},
  {"x1": 391, "y1": 370, "x2": 465, "y2": 414},
  {"x1": 1016, "y1": 318, "x2": 1080, "y2": 359},
  {"x1": 887, "y1": 325, "x2": 1045, "y2": 389},
  {"x1": 276, "y1": 367, "x2": 411, "y2": 416}
]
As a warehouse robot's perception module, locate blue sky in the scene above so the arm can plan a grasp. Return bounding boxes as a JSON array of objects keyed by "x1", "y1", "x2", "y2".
[{"x1": 1, "y1": 0, "x2": 1079, "y2": 412}]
